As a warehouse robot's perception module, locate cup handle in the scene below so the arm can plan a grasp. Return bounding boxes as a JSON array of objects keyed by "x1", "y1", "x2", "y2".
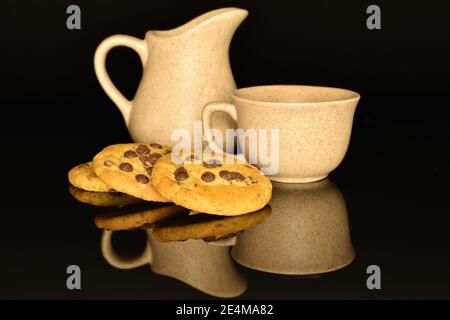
[
  {"x1": 202, "y1": 102, "x2": 246, "y2": 162},
  {"x1": 101, "y1": 230, "x2": 153, "y2": 270},
  {"x1": 94, "y1": 34, "x2": 147, "y2": 125}
]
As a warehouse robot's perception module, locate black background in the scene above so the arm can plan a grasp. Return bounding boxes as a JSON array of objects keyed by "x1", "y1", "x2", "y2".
[{"x1": 1, "y1": 0, "x2": 449, "y2": 299}]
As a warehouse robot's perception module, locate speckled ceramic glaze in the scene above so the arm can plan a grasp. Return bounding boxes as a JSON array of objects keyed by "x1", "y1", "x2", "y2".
[
  {"x1": 203, "y1": 85, "x2": 360, "y2": 182},
  {"x1": 101, "y1": 230, "x2": 246, "y2": 298},
  {"x1": 94, "y1": 8, "x2": 248, "y2": 148},
  {"x1": 231, "y1": 180, "x2": 355, "y2": 275}
]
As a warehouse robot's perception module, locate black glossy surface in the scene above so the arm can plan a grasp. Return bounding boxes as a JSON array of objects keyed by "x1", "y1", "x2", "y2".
[{"x1": 1, "y1": 116, "x2": 448, "y2": 299}]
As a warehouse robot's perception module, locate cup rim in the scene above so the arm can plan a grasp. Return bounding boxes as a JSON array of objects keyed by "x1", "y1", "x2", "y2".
[{"x1": 232, "y1": 84, "x2": 360, "y2": 106}]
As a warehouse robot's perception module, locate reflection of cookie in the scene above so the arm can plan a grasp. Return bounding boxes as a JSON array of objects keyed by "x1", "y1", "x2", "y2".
[
  {"x1": 94, "y1": 203, "x2": 189, "y2": 230},
  {"x1": 92, "y1": 143, "x2": 171, "y2": 202},
  {"x1": 68, "y1": 162, "x2": 112, "y2": 192},
  {"x1": 151, "y1": 153, "x2": 272, "y2": 215},
  {"x1": 153, "y1": 205, "x2": 271, "y2": 242},
  {"x1": 68, "y1": 184, "x2": 143, "y2": 207}
]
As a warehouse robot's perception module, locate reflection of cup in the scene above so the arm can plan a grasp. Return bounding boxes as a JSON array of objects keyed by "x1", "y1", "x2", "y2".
[
  {"x1": 101, "y1": 230, "x2": 247, "y2": 298},
  {"x1": 231, "y1": 179, "x2": 355, "y2": 275},
  {"x1": 202, "y1": 85, "x2": 360, "y2": 182}
]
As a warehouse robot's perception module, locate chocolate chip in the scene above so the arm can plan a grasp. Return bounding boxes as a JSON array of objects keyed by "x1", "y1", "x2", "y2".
[
  {"x1": 174, "y1": 166, "x2": 189, "y2": 181},
  {"x1": 219, "y1": 170, "x2": 245, "y2": 181},
  {"x1": 164, "y1": 150, "x2": 171, "y2": 155},
  {"x1": 140, "y1": 153, "x2": 162, "y2": 167},
  {"x1": 119, "y1": 162, "x2": 133, "y2": 172},
  {"x1": 203, "y1": 233, "x2": 237, "y2": 242},
  {"x1": 124, "y1": 150, "x2": 138, "y2": 158},
  {"x1": 135, "y1": 174, "x2": 149, "y2": 184},
  {"x1": 219, "y1": 233, "x2": 238, "y2": 240},
  {"x1": 148, "y1": 153, "x2": 162, "y2": 165},
  {"x1": 201, "y1": 171, "x2": 215, "y2": 182},
  {"x1": 231, "y1": 171, "x2": 245, "y2": 181},
  {"x1": 185, "y1": 155, "x2": 199, "y2": 161},
  {"x1": 103, "y1": 160, "x2": 114, "y2": 167},
  {"x1": 136, "y1": 144, "x2": 150, "y2": 155},
  {"x1": 150, "y1": 143, "x2": 162, "y2": 149},
  {"x1": 248, "y1": 176, "x2": 257, "y2": 184},
  {"x1": 219, "y1": 170, "x2": 232, "y2": 181},
  {"x1": 203, "y1": 159, "x2": 222, "y2": 168},
  {"x1": 146, "y1": 167, "x2": 153, "y2": 175},
  {"x1": 139, "y1": 154, "x2": 151, "y2": 167}
]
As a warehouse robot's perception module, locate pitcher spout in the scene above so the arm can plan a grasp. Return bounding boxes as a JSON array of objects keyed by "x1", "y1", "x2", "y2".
[{"x1": 147, "y1": 7, "x2": 248, "y2": 40}]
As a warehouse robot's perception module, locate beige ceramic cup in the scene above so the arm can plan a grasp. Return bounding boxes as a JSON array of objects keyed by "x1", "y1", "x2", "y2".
[
  {"x1": 101, "y1": 230, "x2": 247, "y2": 298},
  {"x1": 202, "y1": 85, "x2": 360, "y2": 183},
  {"x1": 231, "y1": 179, "x2": 355, "y2": 275}
]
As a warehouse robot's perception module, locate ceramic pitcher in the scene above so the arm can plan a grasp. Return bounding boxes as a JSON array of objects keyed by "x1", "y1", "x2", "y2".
[{"x1": 94, "y1": 8, "x2": 248, "y2": 147}]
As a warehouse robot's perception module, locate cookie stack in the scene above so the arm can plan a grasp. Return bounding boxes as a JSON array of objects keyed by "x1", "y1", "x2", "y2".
[
  {"x1": 68, "y1": 143, "x2": 273, "y2": 235},
  {"x1": 68, "y1": 143, "x2": 171, "y2": 206}
]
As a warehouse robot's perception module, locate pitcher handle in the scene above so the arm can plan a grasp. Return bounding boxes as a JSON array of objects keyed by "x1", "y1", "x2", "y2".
[
  {"x1": 202, "y1": 102, "x2": 246, "y2": 162},
  {"x1": 101, "y1": 230, "x2": 152, "y2": 270},
  {"x1": 94, "y1": 34, "x2": 147, "y2": 125}
]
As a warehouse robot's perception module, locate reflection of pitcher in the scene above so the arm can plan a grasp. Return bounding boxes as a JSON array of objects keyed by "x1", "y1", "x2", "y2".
[
  {"x1": 94, "y1": 8, "x2": 247, "y2": 147},
  {"x1": 231, "y1": 180, "x2": 355, "y2": 275},
  {"x1": 101, "y1": 230, "x2": 247, "y2": 298}
]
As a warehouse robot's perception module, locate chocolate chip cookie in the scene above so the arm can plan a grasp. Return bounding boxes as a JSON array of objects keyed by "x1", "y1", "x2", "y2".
[
  {"x1": 68, "y1": 162, "x2": 112, "y2": 192},
  {"x1": 151, "y1": 152, "x2": 273, "y2": 215},
  {"x1": 68, "y1": 184, "x2": 143, "y2": 207},
  {"x1": 94, "y1": 203, "x2": 189, "y2": 230},
  {"x1": 152, "y1": 205, "x2": 271, "y2": 242},
  {"x1": 92, "y1": 143, "x2": 171, "y2": 202}
]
